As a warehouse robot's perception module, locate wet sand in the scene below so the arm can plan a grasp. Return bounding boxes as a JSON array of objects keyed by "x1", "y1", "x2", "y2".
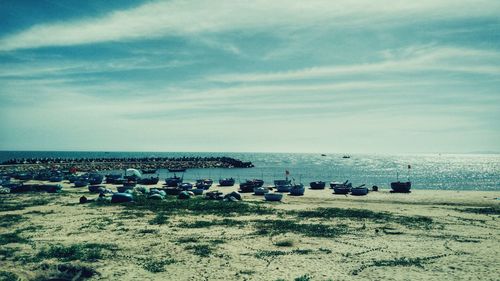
[{"x1": 1, "y1": 180, "x2": 499, "y2": 281}]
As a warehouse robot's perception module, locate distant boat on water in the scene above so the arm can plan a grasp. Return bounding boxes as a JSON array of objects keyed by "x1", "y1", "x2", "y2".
[
  {"x1": 342, "y1": 155, "x2": 351, "y2": 159},
  {"x1": 168, "y1": 168, "x2": 186, "y2": 173},
  {"x1": 141, "y1": 168, "x2": 158, "y2": 174}
]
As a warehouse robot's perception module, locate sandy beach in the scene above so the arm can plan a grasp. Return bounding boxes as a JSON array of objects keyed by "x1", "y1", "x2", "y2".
[{"x1": 1, "y1": 181, "x2": 499, "y2": 281}]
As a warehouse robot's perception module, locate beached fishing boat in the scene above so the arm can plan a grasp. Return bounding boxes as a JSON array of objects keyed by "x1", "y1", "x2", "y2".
[
  {"x1": 191, "y1": 188, "x2": 204, "y2": 195},
  {"x1": 74, "y1": 180, "x2": 89, "y2": 188},
  {"x1": 88, "y1": 174, "x2": 103, "y2": 185},
  {"x1": 123, "y1": 181, "x2": 137, "y2": 188},
  {"x1": 179, "y1": 182, "x2": 193, "y2": 190},
  {"x1": 49, "y1": 175, "x2": 63, "y2": 182},
  {"x1": 250, "y1": 179, "x2": 264, "y2": 187},
  {"x1": 390, "y1": 181, "x2": 411, "y2": 193},
  {"x1": 139, "y1": 176, "x2": 159, "y2": 185},
  {"x1": 219, "y1": 178, "x2": 235, "y2": 186},
  {"x1": 391, "y1": 165, "x2": 412, "y2": 193},
  {"x1": 332, "y1": 180, "x2": 352, "y2": 194},
  {"x1": 111, "y1": 193, "x2": 133, "y2": 203},
  {"x1": 309, "y1": 181, "x2": 326, "y2": 189},
  {"x1": 239, "y1": 181, "x2": 256, "y2": 193},
  {"x1": 254, "y1": 186, "x2": 270, "y2": 195},
  {"x1": 264, "y1": 192, "x2": 283, "y2": 202},
  {"x1": 274, "y1": 179, "x2": 292, "y2": 192},
  {"x1": 88, "y1": 185, "x2": 106, "y2": 193},
  {"x1": 163, "y1": 187, "x2": 181, "y2": 195},
  {"x1": 289, "y1": 184, "x2": 305, "y2": 196},
  {"x1": 351, "y1": 184, "x2": 368, "y2": 196},
  {"x1": 165, "y1": 173, "x2": 183, "y2": 187},
  {"x1": 195, "y1": 179, "x2": 212, "y2": 189}
]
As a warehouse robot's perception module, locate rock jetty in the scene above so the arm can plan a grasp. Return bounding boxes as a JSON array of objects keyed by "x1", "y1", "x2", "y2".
[{"x1": 0, "y1": 156, "x2": 254, "y2": 173}]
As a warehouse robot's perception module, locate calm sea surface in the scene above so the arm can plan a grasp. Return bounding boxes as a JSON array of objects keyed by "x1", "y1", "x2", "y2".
[{"x1": 1, "y1": 151, "x2": 499, "y2": 191}]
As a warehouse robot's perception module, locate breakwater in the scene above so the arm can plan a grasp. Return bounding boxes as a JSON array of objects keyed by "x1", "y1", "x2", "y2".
[{"x1": 0, "y1": 156, "x2": 254, "y2": 173}]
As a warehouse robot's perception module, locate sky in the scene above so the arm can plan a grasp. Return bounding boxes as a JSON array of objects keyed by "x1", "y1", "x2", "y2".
[{"x1": 0, "y1": 0, "x2": 499, "y2": 153}]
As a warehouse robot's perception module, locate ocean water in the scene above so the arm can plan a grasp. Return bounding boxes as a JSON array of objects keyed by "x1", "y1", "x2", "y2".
[{"x1": 0, "y1": 151, "x2": 499, "y2": 191}]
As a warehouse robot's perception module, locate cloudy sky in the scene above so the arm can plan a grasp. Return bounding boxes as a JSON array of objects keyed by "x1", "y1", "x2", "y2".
[{"x1": 0, "y1": 0, "x2": 499, "y2": 153}]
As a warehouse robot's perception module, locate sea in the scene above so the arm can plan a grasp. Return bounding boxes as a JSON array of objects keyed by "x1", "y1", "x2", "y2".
[{"x1": 1, "y1": 151, "x2": 499, "y2": 191}]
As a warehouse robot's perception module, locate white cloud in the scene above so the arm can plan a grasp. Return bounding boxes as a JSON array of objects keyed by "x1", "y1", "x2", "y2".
[
  {"x1": 206, "y1": 46, "x2": 500, "y2": 82},
  {"x1": 1, "y1": 0, "x2": 499, "y2": 51}
]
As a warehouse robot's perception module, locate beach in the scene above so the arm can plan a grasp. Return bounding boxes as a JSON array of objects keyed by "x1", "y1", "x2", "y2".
[{"x1": 1, "y1": 181, "x2": 499, "y2": 281}]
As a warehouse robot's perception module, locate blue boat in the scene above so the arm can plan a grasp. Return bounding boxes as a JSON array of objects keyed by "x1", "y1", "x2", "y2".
[{"x1": 219, "y1": 178, "x2": 235, "y2": 186}]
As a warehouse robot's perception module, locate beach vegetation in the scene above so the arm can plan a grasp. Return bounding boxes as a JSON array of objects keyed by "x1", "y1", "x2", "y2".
[
  {"x1": 0, "y1": 196, "x2": 53, "y2": 212},
  {"x1": 293, "y1": 207, "x2": 434, "y2": 229},
  {"x1": 148, "y1": 212, "x2": 169, "y2": 225},
  {"x1": 295, "y1": 274, "x2": 312, "y2": 281},
  {"x1": 458, "y1": 206, "x2": 500, "y2": 215},
  {"x1": 274, "y1": 238, "x2": 294, "y2": 247},
  {"x1": 128, "y1": 196, "x2": 272, "y2": 216},
  {"x1": 36, "y1": 243, "x2": 117, "y2": 262},
  {"x1": 0, "y1": 230, "x2": 29, "y2": 245},
  {"x1": 33, "y1": 262, "x2": 97, "y2": 281},
  {"x1": 177, "y1": 218, "x2": 245, "y2": 228},
  {"x1": 138, "y1": 257, "x2": 176, "y2": 273},
  {"x1": 138, "y1": 228, "x2": 158, "y2": 234},
  {"x1": 0, "y1": 214, "x2": 25, "y2": 227},
  {"x1": 177, "y1": 236, "x2": 199, "y2": 243},
  {"x1": 184, "y1": 244, "x2": 213, "y2": 257},
  {"x1": 254, "y1": 219, "x2": 350, "y2": 238},
  {"x1": 0, "y1": 271, "x2": 19, "y2": 281}
]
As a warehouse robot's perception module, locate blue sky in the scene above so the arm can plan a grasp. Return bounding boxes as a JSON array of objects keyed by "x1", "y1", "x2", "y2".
[{"x1": 0, "y1": 0, "x2": 499, "y2": 153}]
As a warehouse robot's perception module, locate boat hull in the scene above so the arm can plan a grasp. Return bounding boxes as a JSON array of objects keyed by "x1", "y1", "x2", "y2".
[
  {"x1": 309, "y1": 181, "x2": 325, "y2": 189},
  {"x1": 264, "y1": 193, "x2": 283, "y2": 201},
  {"x1": 390, "y1": 181, "x2": 411, "y2": 193}
]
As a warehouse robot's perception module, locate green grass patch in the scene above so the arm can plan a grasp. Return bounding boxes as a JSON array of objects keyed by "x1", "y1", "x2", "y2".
[
  {"x1": 138, "y1": 257, "x2": 176, "y2": 273},
  {"x1": 178, "y1": 218, "x2": 245, "y2": 228},
  {"x1": 295, "y1": 275, "x2": 312, "y2": 281},
  {"x1": 138, "y1": 228, "x2": 158, "y2": 234},
  {"x1": 294, "y1": 207, "x2": 434, "y2": 229},
  {"x1": 0, "y1": 214, "x2": 26, "y2": 227},
  {"x1": 255, "y1": 249, "x2": 313, "y2": 259},
  {"x1": 148, "y1": 212, "x2": 169, "y2": 225},
  {"x1": 0, "y1": 271, "x2": 19, "y2": 281},
  {"x1": 0, "y1": 230, "x2": 29, "y2": 245},
  {"x1": 0, "y1": 196, "x2": 53, "y2": 212},
  {"x1": 352, "y1": 254, "x2": 449, "y2": 275},
  {"x1": 36, "y1": 243, "x2": 117, "y2": 262},
  {"x1": 457, "y1": 206, "x2": 500, "y2": 215},
  {"x1": 184, "y1": 244, "x2": 214, "y2": 257},
  {"x1": 177, "y1": 236, "x2": 199, "y2": 243},
  {"x1": 33, "y1": 262, "x2": 97, "y2": 281},
  {"x1": 79, "y1": 217, "x2": 113, "y2": 231},
  {"x1": 254, "y1": 219, "x2": 350, "y2": 238},
  {"x1": 129, "y1": 196, "x2": 273, "y2": 216},
  {"x1": 274, "y1": 239, "x2": 294, "y2": 247}
]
